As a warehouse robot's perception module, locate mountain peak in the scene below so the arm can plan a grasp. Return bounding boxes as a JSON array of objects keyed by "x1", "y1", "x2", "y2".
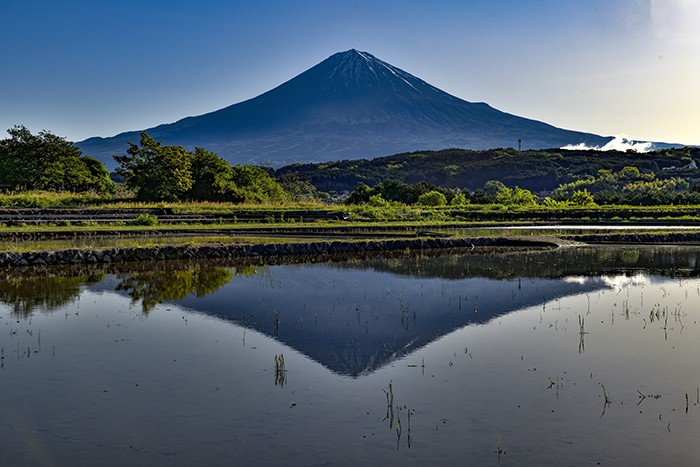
[
  {"x1": 319, "y1": 49, "x2": 425, "y2": 95},
  {"x1": 77, "y1": 49, "x2": 615, "y2": 169}
]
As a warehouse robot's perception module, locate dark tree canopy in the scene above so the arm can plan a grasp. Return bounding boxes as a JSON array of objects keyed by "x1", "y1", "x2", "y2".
[{"x1": 0, "y1": 125, "x2": 114, "y2": 194}]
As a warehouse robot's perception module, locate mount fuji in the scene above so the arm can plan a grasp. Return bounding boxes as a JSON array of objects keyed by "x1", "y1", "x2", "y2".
[{"x1": 78, "y1": 49, "x2": 616, "y2": 170}]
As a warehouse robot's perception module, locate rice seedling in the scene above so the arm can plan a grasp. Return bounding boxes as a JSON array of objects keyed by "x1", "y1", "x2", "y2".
[
  {"x1": 274, "y1": 353, "x2": 287, "y2": 387},
  {"x1": 600, "y1": 383, "x2": 612, "y2": 417},
  {"x1": 395, "y1": 413, "x2": 402, "y2": 450},
  {"x1": 496, "y1": 437, "x2": 505, "y2": 462},
  {"x1": 382, "y1": 381, "x2": 394, "y2": 429},
  {"x1": 578, "y1": 315, "x2": 588, "y2": 354},
  {"x1": 407, "y1": 408, "x2": 414, "y2": 449}
]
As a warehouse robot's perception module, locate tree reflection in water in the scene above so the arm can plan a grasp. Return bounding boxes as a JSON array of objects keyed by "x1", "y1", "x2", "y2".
[
  {"x1": 115, "y1": 268, "x2": 234, "y2": 312},
  {"x1": 0, "y1": 273, "x2": 104, "y2": 317}
]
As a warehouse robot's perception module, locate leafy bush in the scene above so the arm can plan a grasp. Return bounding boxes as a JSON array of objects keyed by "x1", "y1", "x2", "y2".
[
  {"x1": 495, "y1": 186, "x2": 537, "y2": 205},
  {"x1": 571, "y1": 189, "x2": 597, "y2": 206},
  {"x1": 450, "y1": 193, "x2": 470, "y2": 206},
  {"x1": 129, "y1": 214, "x2": 158, "y2": 226},
  {"x1": 416, "y1": 191, "x2": 447, "y2": 206},
  {"x1": 368, "y1": 194, "x2": 390, "y2": 207},
  {"x1": 345, "y1": 179, "x2": 454, "y2": 205}
]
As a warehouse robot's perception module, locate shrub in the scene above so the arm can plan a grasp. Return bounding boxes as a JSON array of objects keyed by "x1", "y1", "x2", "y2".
[
  {"x1": 368, "y1": 194, "x2": 389, "y2": 207},
  {"x1": 129, "y1": 214, "x2": 158, "y2": 226},
  {"x1": 450, "y1": 193, "x2": 470, "y2": 206},
  {"x1": 571, "y1": 189, "x2": 597, "y2": 206},
  {"x1": 416, "y1": 191, "x2": 447, "y2": 206}
]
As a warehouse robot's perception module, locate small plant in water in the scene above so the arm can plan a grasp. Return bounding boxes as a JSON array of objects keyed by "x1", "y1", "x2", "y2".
[
  {"x1": 600, "y1": 383, "x2": 612, "y2": 417},
  {"x1": 274, "y1": 353, "x2": 287, "y2": 387},
  {"x1": 496, "y1": 437, "x2": 505, "y2": 462}
]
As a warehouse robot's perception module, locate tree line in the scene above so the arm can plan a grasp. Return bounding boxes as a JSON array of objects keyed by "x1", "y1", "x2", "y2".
[
  {"x1": 0, "y1": 126, "x2": 286, "y2": 203},
  {"x1": 114, "y1": 132, "x2": 285, "y2": 203},
  {"x1": 275, "y1": 146, "x2": 700, "y2": 194},
  {"x1": 0, "y1": 125, "x2": 113, "y2": 194},
  {"x1": 343, "y1": 166, "x2": 700, "y2": 208},
  {"x1": 4, "y1": 125, "x2": 700, "y2": 207}
]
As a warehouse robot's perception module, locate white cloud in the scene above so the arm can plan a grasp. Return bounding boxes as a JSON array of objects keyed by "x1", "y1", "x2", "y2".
[{"x1": 561, "y1": 136, "x2": 654, "y2": 152}]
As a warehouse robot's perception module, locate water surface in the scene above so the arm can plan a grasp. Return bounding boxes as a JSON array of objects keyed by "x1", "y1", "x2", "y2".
[{"x1": 1, "y1": 246, "x2": 699, "y2": 466}]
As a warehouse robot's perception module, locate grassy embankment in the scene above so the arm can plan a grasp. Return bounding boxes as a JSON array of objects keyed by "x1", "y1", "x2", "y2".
[
  {"x1": 1, "y1": 191, "x2": 700, "y2": 231},
  {"x1": 0, "y1": 192, "x2": 700, "y2": 255}
]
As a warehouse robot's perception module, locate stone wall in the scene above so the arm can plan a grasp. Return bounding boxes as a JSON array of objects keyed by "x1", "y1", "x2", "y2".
[{"x1": 0, "y1": 237, "x2": 553, "y2": 268}]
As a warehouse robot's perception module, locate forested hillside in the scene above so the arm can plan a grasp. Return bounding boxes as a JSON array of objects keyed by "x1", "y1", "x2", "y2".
[{"x1": 275, "y1": 147, "x2": 700, "y2": 193}]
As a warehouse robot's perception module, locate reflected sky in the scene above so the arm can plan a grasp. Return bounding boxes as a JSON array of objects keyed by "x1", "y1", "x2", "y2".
[{"x1": 1, "y1": 246, "x2": 700, "y2": 465}]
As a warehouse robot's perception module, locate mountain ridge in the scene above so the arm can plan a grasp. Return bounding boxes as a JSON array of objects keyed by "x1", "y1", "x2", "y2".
[{"x1": 77, "y1": 49, "x2": 646, "y2": 170}]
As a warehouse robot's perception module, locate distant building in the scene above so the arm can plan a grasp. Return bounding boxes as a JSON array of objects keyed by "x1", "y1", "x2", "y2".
[{"x1": 662, "y1": 160, "x2": 697, "y2": 170}]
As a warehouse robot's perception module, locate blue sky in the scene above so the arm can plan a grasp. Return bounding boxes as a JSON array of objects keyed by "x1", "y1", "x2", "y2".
[{"x1": 1, "y1": 0, "x2": 698, "y2": 146}]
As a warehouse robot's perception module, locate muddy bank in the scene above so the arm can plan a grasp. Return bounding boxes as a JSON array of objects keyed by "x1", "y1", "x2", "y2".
[{"x1": 0, "y1": 236, "x2": 565, "y2": 268}]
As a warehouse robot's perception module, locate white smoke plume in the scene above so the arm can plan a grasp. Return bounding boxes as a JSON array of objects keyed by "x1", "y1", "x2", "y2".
[{"x1": 561, "y1": 136, "x2": 654, "y2": 153}]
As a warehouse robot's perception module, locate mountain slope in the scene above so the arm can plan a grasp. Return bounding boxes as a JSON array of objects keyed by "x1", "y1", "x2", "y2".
[{"x1": 78, "y1": 49, "x2": 614, "y2": 170}]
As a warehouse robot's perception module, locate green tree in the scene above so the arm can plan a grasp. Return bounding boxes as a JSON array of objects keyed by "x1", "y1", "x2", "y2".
[
  {"x1": 483, "y1": 180, "x2": 506, "y2": 196},
  {"x1": 450, "y1": 192, "x2": 470, "y2": 206},
  {"x1": 571, "y1": 189, "x2": 596, "y2": 206},
  {"x1": 188, "y1": 147, "x2": 236, "y2": 201},
  {"x1": 471, "y1": 189, "x2": 490, "y2": 204},
  {"x1": 345, "y1": 182, "x2": 376, "y2": 204},
  {"x1": 620, "y1": 166, "x2": 641, "y2": 179},
  {"x1": 368, "y1": 194, "x2": 390, "y2": 207},
  {"x1": 114, "y1": 132, "x2": 194, "y2": 201},
  {"x1": 495, "y1": 186, "x2": 514, "y2": 204},
  {"x1": 0, "y1": 125, "x2": 114, "y2": 194},
  {"x1": 230, "y1": 164, "x2": 286, "y2": 203},
  {"x1": 416, "y1": 190, "x2": 447, "y2": 206},
  {"x1": 276, "y1": 171, "x2": 316, "y2": 202},
  {"x1": 511, "y1": 187, "x2": 538, "y2": 205},
  {"x1": 495, "y1": 185, "x2": 537, "y2": 205}
]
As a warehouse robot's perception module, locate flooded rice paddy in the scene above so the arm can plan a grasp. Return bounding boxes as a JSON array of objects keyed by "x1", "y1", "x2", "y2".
[{"x1": 1, "y1": 245, "x2": 700, "y2": 466}]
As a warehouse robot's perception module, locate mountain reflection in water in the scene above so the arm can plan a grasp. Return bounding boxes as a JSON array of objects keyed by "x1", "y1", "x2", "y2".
[
  {"x1": 2, "y1": 245, "x2": 698, "y2": 377},
  {"x1": 2, "y1": 245, "x2": 700, "y2": 466}
]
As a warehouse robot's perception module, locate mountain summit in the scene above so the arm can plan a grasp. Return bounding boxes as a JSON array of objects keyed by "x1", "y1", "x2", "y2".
[{"x1": 78, "y1": 49, "x2": 613, "y2": 169}]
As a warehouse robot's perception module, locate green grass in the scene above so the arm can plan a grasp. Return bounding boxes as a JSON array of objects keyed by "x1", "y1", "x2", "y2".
[{"x1": 1, "y1": 191, "x2": 700, "y2": 229}]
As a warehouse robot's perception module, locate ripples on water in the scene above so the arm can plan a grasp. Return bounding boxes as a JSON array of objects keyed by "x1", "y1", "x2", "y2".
[{"x1": 0, "y1": 245, "x2": 699, "y2": 466}]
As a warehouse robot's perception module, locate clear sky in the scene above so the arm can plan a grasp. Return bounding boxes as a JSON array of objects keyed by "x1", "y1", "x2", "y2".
[{"x1": 1, "y1": 0, "x2": 698, "y2": 146}]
